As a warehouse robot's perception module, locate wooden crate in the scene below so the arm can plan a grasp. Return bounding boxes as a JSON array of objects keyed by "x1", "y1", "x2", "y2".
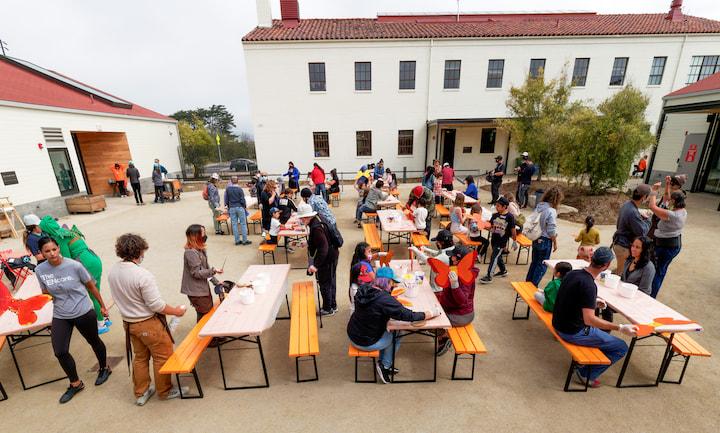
[{"x1": 65, "y1": 195, "x2": 107, "y2": 214}]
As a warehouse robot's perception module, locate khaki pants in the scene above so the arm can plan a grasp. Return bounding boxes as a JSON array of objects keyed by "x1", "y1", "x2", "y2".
[
  {"x1": 612, "y1": 244, "x2": 630, "y2": 274},
  {"x1": 128, "y1": 317, "x2": 174, "y2": 399}
]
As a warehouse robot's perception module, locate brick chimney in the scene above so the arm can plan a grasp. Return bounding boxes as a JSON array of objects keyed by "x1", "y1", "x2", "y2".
[
  {"x1": 666, "y1": 0, "x2": 684, "y2": 22},
  {"x1": 280, "y1": 0, "x2": 300, "y2": 28}
]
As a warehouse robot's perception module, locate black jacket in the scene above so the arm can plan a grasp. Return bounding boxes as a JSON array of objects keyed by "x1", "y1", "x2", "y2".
[
  {"x1": 308, "y1": 217, "x2": 338, "y2": 268},
  {"x1": 347, "y1": 284, "x2": 426, "y2": 347}
]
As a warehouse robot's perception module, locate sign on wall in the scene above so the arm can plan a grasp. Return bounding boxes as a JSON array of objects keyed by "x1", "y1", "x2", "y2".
[{"x1": 1, "y1": 171, "x2": 19, "y2": 186}]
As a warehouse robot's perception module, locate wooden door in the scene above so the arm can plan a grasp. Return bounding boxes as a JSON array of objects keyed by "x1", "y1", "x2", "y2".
[{"x1": 73, "y1": 132, "x2": 132, "y2": 196}]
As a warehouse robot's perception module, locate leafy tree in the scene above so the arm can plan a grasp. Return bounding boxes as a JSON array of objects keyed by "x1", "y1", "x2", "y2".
[
  {"x1": 558, "y1": 86, "x2": 655, "y2": 193},
  {"x1": 178, "y1": 117, "x2": 213, "y2": 178},
  {"x1": 498, "y1": 70, "x2": 572, "y2": 180},
  {"x1": 171, "y1": 105, "x2": 236, "y2": 134}
]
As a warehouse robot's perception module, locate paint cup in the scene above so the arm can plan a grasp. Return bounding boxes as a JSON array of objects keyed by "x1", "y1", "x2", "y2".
[{"x1": 605, "y1": 274, "x2": 621, "y2": 290}]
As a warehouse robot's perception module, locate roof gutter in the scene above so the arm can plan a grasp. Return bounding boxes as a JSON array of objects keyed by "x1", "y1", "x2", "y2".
[{"x1": 0, "y1": 100, "x2": 177, "y2": 124}]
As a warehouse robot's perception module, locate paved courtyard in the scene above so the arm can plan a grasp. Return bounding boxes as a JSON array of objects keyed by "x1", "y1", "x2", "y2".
[{"x1": 1, "y1": 184, "x2": 718, "y2": 433}]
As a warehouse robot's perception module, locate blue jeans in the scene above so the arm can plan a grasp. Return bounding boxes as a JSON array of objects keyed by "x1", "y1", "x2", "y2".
[
  {"x1": 556, "y1": 327, "x2": 628, "y2": 381},
  {"x1": 228, "y1": 206, "x2": 248, "y2": 243},
  {"x1": 351, "y1": 331, "x2": 401, "y2": 369},
  {"x1": 651, "y1": 245, "x2": 681, "y2": 298},
  {"x1": 315, "y1": 183, "x2": 328, "y2": 203},
  {"x1": 526, "y1": 237, "x2": 552, "y2": 286},
  {"x1": 209, "y1": 201, "x2": 221, "y2": 233},
  {"x1": 356, "y1": 204, "x2": 374, "y2": 221}
]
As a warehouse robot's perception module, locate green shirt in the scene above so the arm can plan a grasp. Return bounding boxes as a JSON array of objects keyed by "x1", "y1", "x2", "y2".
[{"x1": 543, "y1": 278, "x2": 562, "y2": 312}]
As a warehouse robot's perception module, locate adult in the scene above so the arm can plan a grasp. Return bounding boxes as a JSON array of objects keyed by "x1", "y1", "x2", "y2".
[
  {"x1": 647, "y1": 185, "x2": 687, "y2": 298},
  {"x1": 327, "y1": 168, "x2": 341, "y2": 195},
  {"x1": 441, "y1": 162, "x2": 455, "y2": 191},
  {"x1": 622, "y1": 236, "x2": 656, "y2": 296},
  {"x1": 284, "y1": 162, "x2": 300, "y2": 190},
  {"x1": 300, "y1": 187, "x2": 338, "y2": 230},
  {"x1": 384, "y1": 168, "x2": 397, "y2": 191},
  {"x1": 435, "y1": 246, "x2": 478, "y2": 356},
  {"x1": 224, "y1": 176, "x2": 251, "y2": 246},
  {"x1": 611, "y1": 184, "x2": 650, "y2": 274},
  {"x1": 347, "y1": 270, "x2": 436, "y2": 383},
  {"x1": 111, "y1": 162, "x2": 128, "y2": 197},
  {"x1": 649, "y1": 175, "x2": 687, "y2": 239},
  {"x1": 354, "y1": 168, "x2": 370, "y2": 197},
  {"x1": 310, "y1": 163, "x2": 328, "y2": 202},
  {"x1": 356, "y1": 180, "x2": 388, "y2": 227},
  {"x1": 409, "y1": 229, "x2": 455, "y2": 292},
  {"x1": 126, "y1": 161, "x2": 144, "y2": 205},
  {"x1": 488, "y1": 155, "x2": 505, "y2": 204},
  {"x1": 260, "y1": 178, "x2": 279, "y2": 235},
  {"x1": 407, "y1": 186, "x2": 436, "y2": 238},
  {"x1": 374, "y1": 159, "x2": 385, "y2": 180},
  {"x1": 515, "y1": 152, "x2": 534, "y2": 208},
  {"x1": 632, "y1": 155, "x2": 648, "y2": 177},
  {"x1": 36, "y1": 237, "x2": 111, "y2": 404},
  {"x1": 299, "y1": 203, "x2": 339, "y2": 315},
  {"x1": 552, "y1": 248, "x2": 637, "y2": 388},
  {"x1": 207, "y1": 173, "x2": 222, "y2": 235},
  {"x1": 181, "y1": 224, "x2": 222, "y2": 322},
  {"x1": 152, "y1": 166, "x2": 164, "y2": 204},
  {"x1": 152, "y1": 158, "x2": 168, "y2": 177},
  {"x1": 525, "y1": 186, "x2": 562, "y2": 286},
  {"x1": 421, "y1": 166, "x2": 435, "y2": 191},
  {"x1": 108, "y1": 233, "x2": 187, "y2": 405},
  {"x1": 22, "y1": 213, "x2": 45, "y2": 263},
  {"x1": 464, "y1": 175, "x2": 478, "y2": 200}
]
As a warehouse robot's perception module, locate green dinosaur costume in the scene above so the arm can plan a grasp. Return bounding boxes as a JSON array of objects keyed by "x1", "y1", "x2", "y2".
[{"x1": 39, "y1": 215, "x2": 104, "y2": 321}]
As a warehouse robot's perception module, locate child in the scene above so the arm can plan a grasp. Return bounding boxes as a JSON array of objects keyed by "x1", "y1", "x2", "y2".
[
  {"x1": 349, "y1": 242, "x2": 381, "y2": 311},
  {"x1": 412, "y1": 200, "x2": 429, "y2": 237},
  {"x1": 533, "y1": 261, "x2": 573, "y2": 312},
  {"x1": 479, "y1": 197, "x2": 516, "y2": 284},
  {"x1": 267, "y1": 207, "x2": 282, "y2": 245},
  {"x1": 277, "y1": 190, "x2": 297, "y2": 224},
  {"x1": 409, "y1": 229, "x2": 455, "y2": 293},
  {"x1": 384, "y1": 168, "x2": 397, "y2": 191},
  {"x1": 504, "y1": 192, "x2": 524, "y2": 232},
  {"x1": 450, "y1": 193, "x2": 468, "y2": 235},
  {"x1": 575, "y1": 215, "x2": 600, "y2": 260},
  {"x1": 467, "y1": 204, "x2": 489, "y2": 258}
]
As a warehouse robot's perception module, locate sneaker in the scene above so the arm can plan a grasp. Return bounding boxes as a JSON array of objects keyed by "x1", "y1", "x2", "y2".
[
  {"x1": 243, "y1": 240, "x2": 253, "y2": 245},
  {"x1": 135, "y1": 385, "x2": 155, "y2": 406},
  {"x1": 331, "y1": 307, "x2": 339, "y2": 314},
  {"x1": 235, "y1": 241, "x2": 243, "y2": 245},
  {"x1": 479, "y1": 276, "x2": 493, "y2": 284},
  {"x1": 375, "y1": 361, "x2": 391, "y2": 384},
  {"x1": 164, "y1": 386, "x2": 189, "y2": 400},
  {"x1": 97, "y1": 325, "x2": 110, "y2": 335},
  {"x1": 493, "y1": 270, "x2": 509, "y2": 278},
  {"x1": 59, "y1": 382, "x2": 84, "y2": 404},
  {"x1": 436, "y1": 338, "x2": 453, "y2": 356},
  {"x1": 215, "y1": 231, "x2": 223, "y2": 235},
  {"x1": 94, "y1": 367, "x2": 112, "y2": 386},
  {"x1": 318, "y1": 308, "x2": 335, "y2": 317},
  {"x1": 104, "y1": 318, "x2": 113, "y2": 327},
  {"x1": 573, "y1": 370, "x2": 600, "y2": 388}
]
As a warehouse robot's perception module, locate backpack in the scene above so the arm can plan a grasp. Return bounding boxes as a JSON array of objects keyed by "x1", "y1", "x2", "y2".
[
  {"x1": 202, "y1": 184, "x2": 209, "y2": 200},
  {"x1": 523, "y1": 210, "x2": 543, "y2": 241},
  {"x1": 317, "y1": 216, "x2": 343, "y2": 248}
]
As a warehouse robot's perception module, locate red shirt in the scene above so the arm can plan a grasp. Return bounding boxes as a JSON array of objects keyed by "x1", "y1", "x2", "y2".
[
  {"x1": 441, "y1": 166, "x2": 455, "y2": 185},
  {"x1": 310, "y1": 167, "x2": 326, "y2": 185}
]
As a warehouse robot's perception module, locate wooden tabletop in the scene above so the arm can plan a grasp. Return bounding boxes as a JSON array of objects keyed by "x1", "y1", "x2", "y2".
[
  {"x1": 0, "y1": 274, "x2": 53, "y2": 336},
  {"x1": 385, "y1": 260, "x2": 451, "y2": 331},
  {"x1": 377, "y1": 209, "x2": 417, "y2": 233},
  {"x1": 378, "y1": 195, "x2": 400, "y2": 208},
  {"x1": 442, "y1": 190, "x2": 478, "y2": 206},
  {"x1": 199, "y1": 264, "x2": 291, "y2": 337}
]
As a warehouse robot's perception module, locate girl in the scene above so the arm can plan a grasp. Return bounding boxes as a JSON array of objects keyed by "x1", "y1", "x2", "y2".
[
  {"x1": 349, "y1": 242, "x2": 379, "y2": 310},
  {"x1": 422, "y1": 166, "x2": 435, "y2": 191},
  {"x1": 181, "y1": 224, "x2": 223, "y2": 322},
  {"x1": 433, "y1": 161, "x2": 443, "y2": 204},
  {"x1": 384, "y1": 168, "x2": 397, "y2": 191},
  {"x1": 450, "y1": 192, "x2": 468, "y2": 235},
  {"x1": 505, "y1": 193, "x2": 524, "y2": 232},
  {"x1": 575, "y1": 215, "x2": 600, "y2": 261},
  {"x1": 260, "y1": 179, "x2": 278, "y2": 235},
  {"x1": 152, "y1": 167, "x2": 164, "y2": 204},
  {"x1": 36, "y1": 237, "x2": 111, "y2": 404}
]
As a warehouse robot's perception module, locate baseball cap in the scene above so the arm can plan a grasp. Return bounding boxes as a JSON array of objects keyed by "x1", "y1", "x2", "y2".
[
  {"x1": 23, "y1": 214, "x2": 41, "y2": 226},
  {"x1": 496, "y1": 196, "x2": 510, "y2": 206},
  {"x1": 376, "y1": 266, "x2": 402, "y2": 283},
  {"x1": 412, "y1": 186, "x2": 424, "y2": 197},
  {"x1": 591, "y1": 247, "x2": 614, "y2": 266},
  {"x1": 449, "y1": 245, "x2": 471, "y2": 262},
  {"x1": 269, "y1": 207, "x2": 280, "y2": 214},
  {"x1": 436, "y1": 229, "x2": 453, "y2": 245},
  {"x1": 443, "y1": 162, "x2": 449, "y2": 167},
  {"x1": 210, "y1": 173, "x2": 220, "y2": 180},
  {"x1": 495, "y1": 155, "x2": 503, "y2": 160},
  {"x1": 521, "y1": 151, "x2": 529, "y2": 157},
  {"x1": 633, "y1": 184, "x2": 651, "y2": 197}
]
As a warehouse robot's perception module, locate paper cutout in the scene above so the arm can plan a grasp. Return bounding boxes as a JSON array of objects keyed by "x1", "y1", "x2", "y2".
[
  {"x1": 427, "y1": 251, "x2": 477, "y2": 289},
  {"x1": 632, "y1": 317, "x2": 697, "y2": 338},
  {"x1": 653, "y1": 317, "x2": 696, "y2": 326},
  {"x1": 398, "y1": 299, "x2": 413, "y2": 307},
  {"x1": 391, "y1": 288, "x2": 406, "y2": 297},
  {"x1": 0, "y1": 281, "x2": 52, "y2": 326},
  {"x1": 633, "y1": 324, "x2": 656, "y2": 338},
  {"x1": 378, "y1": 251, "x2": 394, "y2": 267}
]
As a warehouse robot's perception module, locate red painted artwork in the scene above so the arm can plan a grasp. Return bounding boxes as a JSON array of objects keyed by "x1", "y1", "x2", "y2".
[{"x1": 0, "y1": 280, "x2": 52, "y2": 326}]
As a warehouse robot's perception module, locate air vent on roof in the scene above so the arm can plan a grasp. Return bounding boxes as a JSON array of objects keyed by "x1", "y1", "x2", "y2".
[{"x1": 41, "y1": 127, "x2": 64, "y2": 143}]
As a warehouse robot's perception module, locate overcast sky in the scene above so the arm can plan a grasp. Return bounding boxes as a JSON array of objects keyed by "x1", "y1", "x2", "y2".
[{"x1": 2, "y1": 0, "x2": 719, "y2": 134}]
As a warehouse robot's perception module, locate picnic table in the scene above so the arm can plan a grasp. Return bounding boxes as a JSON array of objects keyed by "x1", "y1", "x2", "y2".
[
  {"x1": 377, "y1": 209, "x2": 417, "y2": 251},
  {"x1": 442, "y1": 190, "x2": 478, "y2": 206},
  {"x1": 543, "y1": 259, "x2": 590, "y2": 271},
  {"x1": 199, "y1": 264, "x2": 291, "y2": 389},
  {"x1": 383, "y1": 259, "x2": 451, "y2": 383},
  {"x1": 277, "y1": 213, "x2": 308, "y2": 269},
  {"x1": 377, "y1": 195, "x2": 400, "y2": 209}
]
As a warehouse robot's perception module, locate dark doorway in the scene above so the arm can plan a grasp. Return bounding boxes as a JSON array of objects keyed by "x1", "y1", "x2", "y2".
[{"x1": 442, "y1": 129, "x2": 456, "y2": 166}]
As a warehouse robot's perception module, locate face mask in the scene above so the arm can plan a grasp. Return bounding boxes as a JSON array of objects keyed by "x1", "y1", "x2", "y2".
[
  {"x1": 137, "y1": 255, "x2": 144, "y2": 264},
  {"x1": 365, "y1": 253, "x2": 373, "y2": 261},
  {"x1": 201, "y1": 235, "x2": 208, "y2": 243}
]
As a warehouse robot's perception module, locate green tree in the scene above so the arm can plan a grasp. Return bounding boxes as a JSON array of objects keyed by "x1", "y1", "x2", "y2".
[
  {"x1": 171, "y1": 105, "x2": 236, "y2": 134},
  {"x1": 498, "y1": 70, "x2": 572, "y2": 180},
  {"x1": 558, "y1": 86, "x2": 655, "y2": 193},
  {"x1": 178, "y1": 117, "x2": 213, "y2": 178}
]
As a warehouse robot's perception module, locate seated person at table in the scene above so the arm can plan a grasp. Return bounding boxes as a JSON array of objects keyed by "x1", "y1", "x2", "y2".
[
  {"x1": 266, "y1": 207, "x2": 282, "y2": 246},
  {"x1": 435, "y1": 246, "x2": 479, "y2": 356},
  {"x1": 450, "y1": 193, "x2": 469, "y2": 235},
  {"x1": 407, "y1": 186, "x2": 436, "y2": 238},
  {"x1": 411, "y1": 200, "x2": 429, "y2": 237},
  {"x1": 467, "y1": 204, "x2": 489, "y2": 258},
  {"x1": 355, "y1": 180, "x2": 388, "y2": 227},
  {"x1": 480, "y1": 197, "x2": 516, "y2": 284},
  {"x1": 348, "y1": 242, "x2": 384, "y2": 310},
  {"x1": 277, "y1": 189, "x2": 297, "y2": 224},
  {"x1": 409, "y1": 229, "x2": 455, "y2": 292},
  {"x1": 533, "y1": 261, "x2": 572, "y2": 312},
  {"x1": 347, "y1": 268, "x2": 437, "y2": 384},
  {"x1": 552, "y1": 247, "x2": 637, "y2": 388},
  {"x1": 464, "y1": 175, "x2": 478, "y2": 200}
]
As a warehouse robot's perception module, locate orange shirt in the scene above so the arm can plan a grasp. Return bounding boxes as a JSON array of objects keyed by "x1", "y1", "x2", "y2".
[
  {"x1": 111, "y1": 165, "x2": 126, "y2": 181},
  {"x1": 638, "y1": 159, "x2": 647, "y2": 171}
]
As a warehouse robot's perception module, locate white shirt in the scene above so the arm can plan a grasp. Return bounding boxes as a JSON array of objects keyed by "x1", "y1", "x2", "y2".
[
  {"x1": 413, "y1": 206, "x2": 428, "y2": 231},
  {"x1": 270, "y1": 218, "x2": 281, "y2": 236}
]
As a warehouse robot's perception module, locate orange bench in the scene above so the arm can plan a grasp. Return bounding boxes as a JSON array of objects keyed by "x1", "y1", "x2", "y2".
[
  {"x1": 447, "y1": 324, "x2": 487, "y2": 380},
  {"x1": 159, "y1": 305, "x2": 218, "y2": 399},
  {"x1": 410, "y1": 232, "x2": 430, "y2": 248},
  {"x1": 248, "y1": 210, "x2": 262, "y2": 234},
  {"x1": 511, "y1": 281, "x2": 610, "y2": 392},
  {"x1": 258, "y1": 243, "x2": 277, "y2": 264},
  {"x1": 363, "y1": 223, "x2": 383, "y2": 252},
  {"x1": 289, "y1": 281, "x2": 320, "y2": 382},
  {"x1": 435, "y1": 204, "x2": 450, "y2": 221},
  {"x1": 216, "y1": 213, "x2": 231, "y2": 235},
  {"x1": 515, "y1": 234, "x2": 532, "y2": 265},
  {"x1": 659, "y1": 333, "x2": 712, "y2": 384},
  {"x1": 439, "y1": 221, "x2": 450, "y2": 230},
  {"x1": 348, "y1": 345, "x2": 380, "y2": 383},
  {"x1": 361, "y1": 212, "x2": 378, "y2": 224}
]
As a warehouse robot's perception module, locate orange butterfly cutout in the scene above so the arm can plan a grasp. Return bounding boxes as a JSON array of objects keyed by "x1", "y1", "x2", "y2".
[
  {"x1": 398, "y1": 299, "x2": 413, "y2": 307},
  {"x1": 378, "y1": 251, "x2": 394, "y2": 267},
  {"x1": 427, "y1": 251, "x2": 477, "y2": 289},
  {"x1": 633, "y1": 317, "x2": 697, "y2": 337},
  {"x1": 390, "y1": 288, "x2": 406, "y2": 297},
  {"x1": 0, "y1": 280, "x2": 52, "y2": 326}
]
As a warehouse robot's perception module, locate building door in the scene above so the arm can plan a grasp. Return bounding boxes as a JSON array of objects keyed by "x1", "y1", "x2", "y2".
[
  {"x1": 675, "y1": 133, "x2": 707, "y2": 188},
  {"x1": 442, "y1": 129, "x2": 456, "y2": 166},
  {"x1": 48, "y1": 148, "x2": 79, "y2": 195},
  {"x1": 699, "y1": 122, "x2": 720, "y2": 194},
  {"x1": 71, "y1": 132, "x2": 132, "y2": 196}
]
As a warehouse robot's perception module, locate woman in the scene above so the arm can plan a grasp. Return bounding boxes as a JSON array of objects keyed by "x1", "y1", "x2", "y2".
[
  {"x1": 649, "y1": 175, "x2": 687, "y2": 239},
  {"x1": 422, "y1": 166, "x2": 435, "y2": 191},
  {"x1": 260, "y1": 179, "x2": 278, "y2": 234},
  {"x1": 464, "y1": 176, "x2": 478, "y2": 200},
  {"x1": 647, "y1": 185, "x2": 687, "y2": 298},
  {"x1": 525, "y1": 186, "x2": 562, "y2": 287},
  {"x1": 435, "y1": 246, "x2": 478, "y2": 356},
  {"x1": 36, "y1": 237, "x2": 111, "y2": 404},
  {"x1": 347, "y1": 267, "x2": 436, "y2": 383},
  {"x1": 284, "y1": 161, "x2": 300, "y2": 190},
  {"x1": 450, "y1": 192, "x2": 468, "y2": 235},
  {"x1": 622, "y1": 236, "x2": 656, "y2": 296},
  {"x1": 310, "y1": 163, "x2": 327, "y2": 202},
  {"x1": 327, "y1": 168, "x2": 341, "y2": 195},
  {"x1": 22, "y1": 213, "x2": 45, "y2": 263},
  {"x1": 152, "y1": 167, "x2": 164, "y2": 204},
  {"x1": 181, "y1": 224, "x2": 223, "y2": 322}
]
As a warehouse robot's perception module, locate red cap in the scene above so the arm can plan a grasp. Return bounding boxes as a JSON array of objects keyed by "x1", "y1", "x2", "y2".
[{"x1": 412, "y1": 186, "x2": 424, "y2": 197}]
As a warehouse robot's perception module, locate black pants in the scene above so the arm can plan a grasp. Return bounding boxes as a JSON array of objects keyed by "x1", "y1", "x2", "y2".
[
  {"x1": 116, "y1": 180, "x2": 127, "y2": 196},
  {"x1": 442, "y1": 183, "x2": 453, "y2": 192},
  {"x1": 486, "y1": 245, "x2": 507, "y2": 277},
  {"x1": 131, "y1": 182, "x2": 143, "y2": 204},
  {"x1": 51, "y1": 309, "x2": 107, "y2": 383},
  {"x1": 317, "y1": 252, "x2": 339, "y2": 311},
  {"x1": 154, "y1": 185, "x2": 164, "y2": 203},
  {"x1": 470, "y1": 235, "x2": 490, "y2": 257},
  {"x1": 491, "y1": 180, "x2": 502, "y2": 203}
]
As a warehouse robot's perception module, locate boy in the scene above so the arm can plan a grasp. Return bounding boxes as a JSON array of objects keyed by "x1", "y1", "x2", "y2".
[
  {"x1": 480, "y1": 197, "x2": 516, "y2": 284},
  {"x1": 533, "y1": 261, "x2": 573, "y2": 312},
  {"x1": 468, "y1": 203, "x2": 489, "y2": 258},
  {"x1": 267, "y1": 207, "x2": 282, "y2": 246}
]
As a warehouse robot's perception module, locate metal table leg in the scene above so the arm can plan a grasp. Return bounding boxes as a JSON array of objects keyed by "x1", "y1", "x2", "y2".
[
  {"x1": 6, "y1": 330, "x2": 67, "y2": 390},
  {"x1": 217, "y1": 335, "x2": 270, "y2": 390}
]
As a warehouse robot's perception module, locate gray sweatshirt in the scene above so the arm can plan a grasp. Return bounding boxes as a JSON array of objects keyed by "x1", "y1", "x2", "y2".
[
  {"x1": 536, "y1": 201, "x2": 558, "y2": 238},
  {"x1": 622, "y1": 258, "x2": 656, "y2": 295},
  {"x1": 613, "y1": 200, "x2": 649, "y2": 248},
  {"x1": 364, "y1": 187, "x2": 388, "y2": 211}
]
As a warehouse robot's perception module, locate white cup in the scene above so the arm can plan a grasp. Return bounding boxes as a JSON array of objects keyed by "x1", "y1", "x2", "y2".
[
  {"x1": 605, "y1": 274, "x2": 621, "y2": 290},
  {"x1": 239, "y1": 288, "x2": 255, "y2": 305}
]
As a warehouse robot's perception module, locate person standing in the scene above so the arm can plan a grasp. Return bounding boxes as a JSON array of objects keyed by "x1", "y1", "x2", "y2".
[
  {"x1": 152, "y1": 167, "x2": 164, "y2": 204},
  {"x1": 260, "y1": 178, "x2": 279, "y2": 236},
  {"x1": 299, "y1": 203, "x2": 339, "y2": 315},
  {"x1": 421, "y1": 166, "x2": 435, "y2": 191},
  {"x1": 181, "y1": 225, "x2": 223, "y2": 322},
  {"x1": 284, "y1": 162, "x2": 300, "y2": 190},
  {"x1": 407, "y1": 186, "x2": 436, "y2": 238},
  {"x1": 126, "y1": 161, "x2": 144, "y2": 205},
  {"x1": 489, "y1": 155, "x2": 505, "y2": 204},
  {"x1": 310, "y1": 163, "x2": 328, "y2": 202},
  {"x1": 225, "y1": 176, "x2": 251, "y2": 246},
  {"x1": 515, "y1": 152, "x2": 534, "y2": 208},
  {"x1": 206, "y1": 173, "x2": 222, "y2": 235},
  {"x1": 108, "y1": 233, "x2": 187, "y2": 405},
  {"x1": 525, "y1": 186, "x2": 562, "y2": 286},
  {"x1": 111, "y1": 162, "x2": 128, "y2": 197},
  {"x1": 441, "y1": 162, "x2": 455, "y2": 191},
  {"x1": 153, "y1": 158, "x2": 168, "y2": 177},
  {"x1": 35, "y1": 237, "x2": 111, "y2": 404},
  {"x1": 480, "y1": 197, "x2": 516, "y2": 284},
  {"x1": 611, "y1": 184, "x2": 650, "y2": 274},
  {"x1": 647, "y1": 185, "x2": 686, "y2": 298}
]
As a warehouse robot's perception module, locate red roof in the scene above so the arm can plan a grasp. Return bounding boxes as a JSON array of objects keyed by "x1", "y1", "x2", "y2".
[
  {"x1": 0, "y1": 57, "x2": 173, "y2": 121},
  {"x1": 243, "y1": 14, "x2": 720, "y2": 42},
  {"x1": 665, "y1": 72, "x2": 720, "y2": 98}
]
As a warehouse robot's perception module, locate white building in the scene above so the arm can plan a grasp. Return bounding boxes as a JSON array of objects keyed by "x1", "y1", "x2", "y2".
[
  {"x1": 243, "y1": 0, "x2": 720, "y2": 179},
  {"x1": 0, "y1": 56, "x2": 181, "y2": 217}
]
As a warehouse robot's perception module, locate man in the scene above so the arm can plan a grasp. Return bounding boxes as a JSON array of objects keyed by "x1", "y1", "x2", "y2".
[
  {"x1": 407, "y1": 185, "x2": 436, "y2": 238},
  {"x1": 633, "y1": 155, "x2": 648, "y2": 177},
  {"x1": 107, "y1": 233, "x2": 187, "y2": 405},
  {"x1": 299, "y1": 203, "x2": 339, "y2": 315},
  {"x1": 111, "y1": 162, "x2": 128, "y2": 197},
  {"x1": 126, "y1": 161, "x2": 143, "y2": 205},
  {"x1": 515, "y1": 152, "x2": 534, "y2": 208},
  {"x1": 612, "y1": 184, "x2": 650, "y2": 273},
  {"x1": 489, "y1": 155, "x2": 505, "y2": 204},
  {"x1": 224, "y1": 176, "x2": 251, "y2": 246},
  {"x1": 300, "y1": 187, "x2": 342, "y2": 251},
  {"x1": 441, "y1": 162, "x2": 455, "y2": 191},
  {"x1": 552, "y1": 247, "x2": 638, "y2": 388},
  {"x1": 207, "y1": 173, "x2": 223, "y2": 235}
]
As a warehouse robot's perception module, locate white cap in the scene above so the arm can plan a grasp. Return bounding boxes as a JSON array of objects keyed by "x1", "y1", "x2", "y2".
[
  {"x1": 295, "y1": 203, "x2": 317, "y2": 218},
  {"x1": 521, "y1": 151, "x2": 529, "y2": 157},
  {"x1": 443, "y1": 162, "x2": 449, "y2": 167},
  {"x1": 23, "y1": 214, "x2": 41, "y2": 226},
  {"x1": 210, "y1": 173, "x2": 220, "y2": 180}
]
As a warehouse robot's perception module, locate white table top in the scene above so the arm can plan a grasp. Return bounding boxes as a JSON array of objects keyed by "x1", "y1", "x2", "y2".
[
  {"x1": 0, "y1": 274, "x2": 53, "y2": 336},
  {"x1": 377, "y1": 209, "x2": 417, "y2": 233},
  {"x1": 442, "y1": 190, "x2": 478, "y2": 206},
  {"x1": 377, "y1": 195, "x2": 400, "y2": 208},
  {"x1": 385, "y1": 260, "x2": 451, "y2": 331},
  {"x1": 277, "y1": 213, "x2": 308, "y2": 238},
  {"x1": 199, "y1": 264, "x2": 291, "y2": 337}
]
